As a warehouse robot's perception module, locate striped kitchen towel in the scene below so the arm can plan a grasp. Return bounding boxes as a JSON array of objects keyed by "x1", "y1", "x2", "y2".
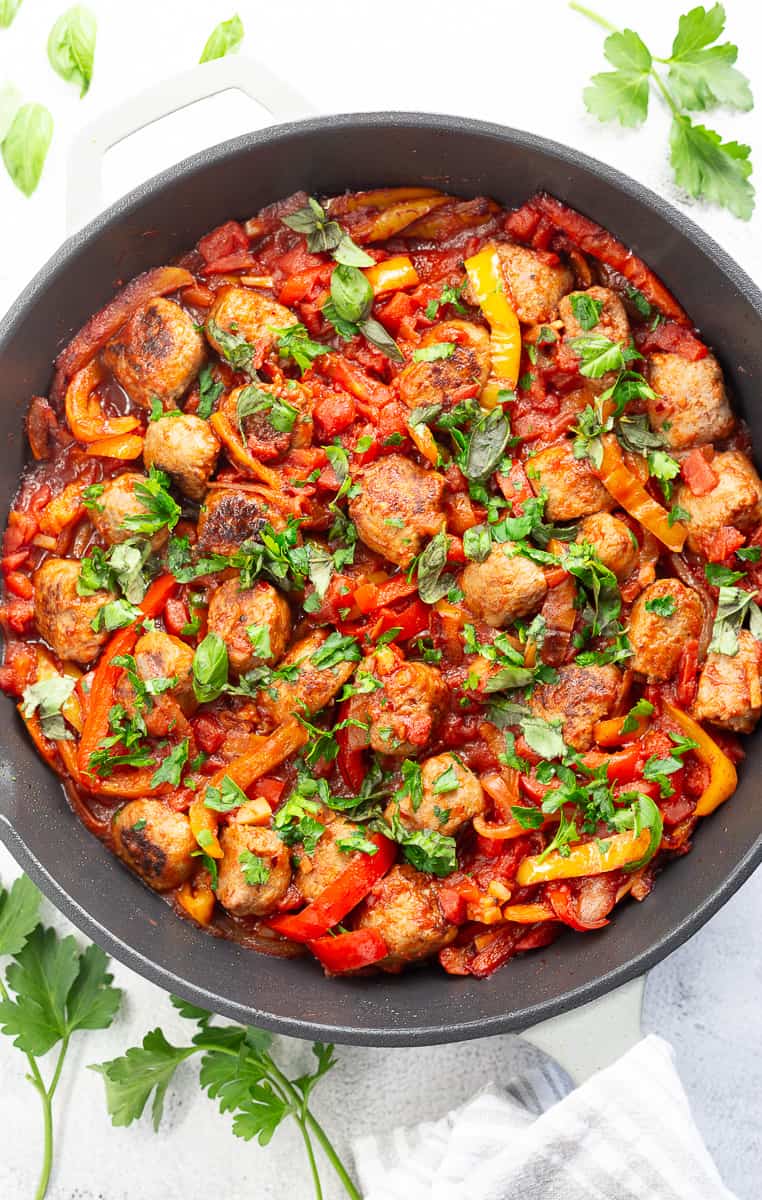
[{"x1": 351, "y1": 1034, "x2": 736, "y2": 1200}]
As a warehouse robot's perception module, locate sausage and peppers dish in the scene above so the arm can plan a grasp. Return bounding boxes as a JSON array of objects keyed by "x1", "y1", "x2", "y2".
[{"x1": 1, "y1": 186, "x2": 758, "y2": 979}]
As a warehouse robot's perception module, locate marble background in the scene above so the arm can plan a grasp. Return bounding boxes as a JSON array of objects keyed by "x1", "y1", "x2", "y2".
[{"x1": 0, "y1": 0, "x2": 760, "y2": 1195}]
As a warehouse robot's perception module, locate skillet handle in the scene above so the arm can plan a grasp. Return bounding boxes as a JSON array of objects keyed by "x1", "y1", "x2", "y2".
[
  {"x1": 65, "y1": 56, "x2": 313, "y2": 233},
  {"x1": 519, "y1": 975, "x2": 645, "y2": 1084}
]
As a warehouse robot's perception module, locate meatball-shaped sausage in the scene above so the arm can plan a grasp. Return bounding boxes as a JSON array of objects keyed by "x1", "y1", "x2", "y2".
[
  {"x1": 390, "y1": 753, "x2": 485, "y2": 836},
  {"x1": 222, "y1": 384, "x2": 313, "y2": 464},
  {"x1": 577, "y1": 513, "x2": 638, "y2": 580},
  {"x1": 257, "y1": 629, "x2": 357, "y2": 725},
  {"x1": 112, "y1": 800, "x2": 195, "y2": 891},
  {"x1": 529, "y1": 664, "x2": 623, "y2": 751},
  {"x1": 102, "y1": 298, "x2": 205, "y2": 411},
  {"x1": 197, "y1": 487, "x2": 283, "y2": 557},
  {"x1": 674, "y1": 451, "x2": 762, "y2": 554},
  {"x1": 207, "y1": 578, "x2": 291, "y2": 675},
  {"x1": 295, "y1": 816, "x2": 365, "y2": 903},
  {"x1": 528, "y1": 441, "x2": 613, "y2": 521},
  {"x1": 461, "y1": 543, "x2": 547, "y2": 628},
  {"x1": 629, "y1": 579, "x2": 704, "y2": 681},
  {"x1": 559, "y1": 286, "x2": 630, "y2": 346},
  {"x1": 399, "y1": 321, "x2": 490, "y2": 412},
  {"x1": 216, "y1": 824, "x2": 291, "y2": 917},
  {"x1": 355, "y1": 863, "x2": 455, "y2": 967},
  {"x1": 206, "y1": 286, "x2": 297, "y2": 360},
  {"x1": 365, "y1": 645, "x2": 448, "y2": 756},
  {"x1": 33, "y1": 557, "x2": 116, "y2": 664},
  {"x1": 647, "y1": 352, "x2": 734, "y2": 450},
  {"x1": 143, "y1": 413, "x2": 220, "y2": 501},
  {"x1": 692, "y1": 630, "x2": 762, "y2": 734},
  {"x1": 349, "y1": 454, "x2": 446, "y2": 568},
  {"x1": 495, "y1": 244, "x2": 574, "y2": 324},
  {"x1": 134, "y1": 630, "x2": 195, "y2": 711},
  {"x1": 90, "y1": 472, "x2": 172, "y2": 549}
]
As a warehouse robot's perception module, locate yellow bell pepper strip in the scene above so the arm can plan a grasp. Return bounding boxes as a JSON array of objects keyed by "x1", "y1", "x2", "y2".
[
  {"x1": 358, "y1": 196, "x2": 451, "y2": 242},
  {"x1": 595, "y1": 434, "x2": 686, "y2": 552},
  {"x1": 407, "y1": 417, "x2": 440, "y2": 467},
  {"x1": 404, "y1": 198, "x2": 502, "y2": 240},
  {"x1": 209, "y1": 410, "x2": 282, "y2": 488},
  {"x1": 593, "y1": 711, "x2": 650, "y2": 747},
  {"x1": 65, "y1": 360, "x2": 141, "y2": 443},
  {"x1": 189, "y1": 796, "x2": 223, "y2": 860},
  {"x1": 364, "y1": 255, "x2": 419, "y2": 296},
  {"x1": 341, "y1": 187, "x2": 443, "y2": 211},
  {"x1": 85, "y1": 432, "x2": 144, "y2": 460},
  {"x1": 29, "y1": 646, "x2": 83, "y2": 733},
  {"x1": 516, "y1": 826, "x2": 655, "y2": 885},
  {"x1": 464, "y1": 246, "x2": 522, "y2": 391},
  {"x1": 501, "y1": 902, "x2": 556, "y2": 923},
  {"x1": 177, "y1": 873, "x2": 216, "y2": 926},
  {"x1": 664, "y1": 702, "x2": 737, "y2": 817}
]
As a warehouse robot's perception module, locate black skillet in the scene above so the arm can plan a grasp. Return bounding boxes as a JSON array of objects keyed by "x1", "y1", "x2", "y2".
[{"x1": 0, "y1": 111, "x2": 760, "y2": 1045}]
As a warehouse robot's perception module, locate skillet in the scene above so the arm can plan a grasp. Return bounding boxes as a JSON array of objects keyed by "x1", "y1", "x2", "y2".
[{"x1": 0, "y1": 105, "x2": 761, "y2": 1046}]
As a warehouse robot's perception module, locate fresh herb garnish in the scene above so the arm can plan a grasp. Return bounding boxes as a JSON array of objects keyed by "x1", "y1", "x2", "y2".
[
  {"x1": 197, "y1": 365, "x2": 224, "y2": 419},
  {"x1": 199, "y1": 13, "x2": 244, "y2": 62},
  {"x1": 122, "y1": 468, "x2": 181, "y2": 537},
  {"x1": 413, "y1": 529, "x2": 455, "y2": 605},
  {"x1": 47, "y1": 5, "x2": 97, "y2": 96},
  {"x1": 238, "y1": 851, "x2": 271, "y2": 886},
  {"x1": 570, "y1": 292, "x2": 604, "y2": 330},
  {"x1": 274, "y1": 323, "x2": 330, "y2": 373},
  {"x1": 281, "y1": 195, "x2": 373, "y2": 267},
  {"x1": 236, "y1": 384, "x2": 298, "y2": 439},
  {"x1": 2, "y1": 102, "x2": 53, "y2": 196},
  {"x1": 645, "y1": 594, "x2": 676, "y2": 617},
  {"x1": 150, "y1": 739, "x2": 189, "y2": 789},
  {"x1": 21, "y1": 675, "x2": 76, "y2": 741},
  {"x1": 412, "y1": 342, "x2": 455, "y2": 363},
  {"x1": 192, "y1": 633, "x2": 229, "y2": 703}
]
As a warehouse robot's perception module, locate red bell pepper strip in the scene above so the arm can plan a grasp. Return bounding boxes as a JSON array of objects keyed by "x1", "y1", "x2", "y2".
[
  {"x1": 77, "y1": 574, "x2": 178, "y2": 781},
  {"x1": 676, "y1": 639, "x2": 700, "y2": 709},
  {"x1": 529, "y1": 193, "x2": 690, "y2": 327},
  {"x1": 336, "y1": 697, "x2": 368, "y2": 791},
  {"x1": 308, "y1": 928, "x2": 388, "y2": 973},
  {"x1": 353, "y1": 576, "x2": 419, "y2": 614},
  {"x1": 369, "y1": 599, "x2": 430, "y2": 644},
  {"x1": 266, "y1": 833, "x2": 396, "y2": 942}
]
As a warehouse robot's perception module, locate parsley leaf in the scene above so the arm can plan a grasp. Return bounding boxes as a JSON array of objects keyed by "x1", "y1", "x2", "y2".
[
  {"x1": 412, "y1": 342, "x2": 455, "y2": 362},
  {"x1": 667, "y1": 5, "x2": 752, "y2": 112},
  {"x1": 150, "y1": 739, "x2": 189, "y2": 789},
  {"x1": 275, "y1": 323, "x2": 330, "y2": 373},
  {"x1": 645, "y1": 594, "x2": 676, "y2": 617},
  {"x1": 197, "y1": 365, "x2": 224, "y2": 419},
  {"x1": 670, "y1": 115, "x2": 754, "y2": 220},
  {"x1": 570, "y1": 292, "x2": 604, "y2": 329},
  {"x1": 583, "y1": 27, "x2": 653, "y2": 127},
  {"x1": 238, "y1": 851, "x2": 271, "y2": 886},
  {"x1": 204, "y1": 775, "x2": 249, "y2": 813},
  {"x1": 122, "y1": 468, "x2": 181, "y2": 537}
]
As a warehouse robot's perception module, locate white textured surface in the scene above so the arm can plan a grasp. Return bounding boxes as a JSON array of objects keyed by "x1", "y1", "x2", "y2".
[{"x1": 0, "y1": 0, "x2": 761, "y2": 1196}]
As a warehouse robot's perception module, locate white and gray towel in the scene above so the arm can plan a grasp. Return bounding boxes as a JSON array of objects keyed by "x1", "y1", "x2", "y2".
[{"x1": 352, "y1": 1035, "x2": 736, "y2": 1200}]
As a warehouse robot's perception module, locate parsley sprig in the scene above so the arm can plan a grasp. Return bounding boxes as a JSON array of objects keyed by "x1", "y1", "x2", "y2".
[
  {"x1": 0, "y1": 875, "x2": 121, "y2": 1200},
  {"x1": 92, "y1": 996, "x2": 360, "y2": 1199},
  {"x1": 572, "y1": 3, "x2": 754, "y2": 218}
]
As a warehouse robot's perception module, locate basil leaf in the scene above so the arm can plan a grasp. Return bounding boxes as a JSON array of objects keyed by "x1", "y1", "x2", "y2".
[
  {"x1": 197, "y1": 365, "x2": 223, "y2": 420},
  {"x1": 415, "y1": 530, "x2": 452, "y2": 604},
  {"x1": 409, "y1": 403, "x2": 442, "y2": 428},
  {"x1": 236, "y1": 384, "x2": 298, "y2": 440},
  {"x1": 464, "y1": 408, "x2": 510, "y2": 481},
  {"x1": 22, "y1": 675, "x2": 76, "y2": 741},
  {"x1": 192, "y1": 633, "x2": 229, "y2": 703},
  {"x1": 199, "y1": 14, "x2": 244, "y2": 63},
  {"x1": 310, "y1": 632, "x2": 361, "y2": 671},
  {"x1": 482, "y1": 665, "x2": 535, "y2": 693},
  {"x1": 2, "y1": 103, "x2": 53, "y2": 197},
  {"x1": 332, "y1": 234, "x2": 374, "y2": 267},
  {"x1": 205, "y1": 318, "x2": 255, "y2": 373},
  {"x1": 358, "y1": 315, "x2": 404, "y2": 363},
  {"x1": 0, "y1": 0, "x2": 22, "y2": 27},
  {"x1": 275, "y1": 323, "x2": 329, "y2": 373},
  {"x1": 90, "y1": 599, "x2": 141, "y2": 633},
  {"x1": 330, "y1": 265, "x2": 372, "y2": 324},
  {"x1": 47, "y1": 6, "x2": 97, "y2": 96},
  {"x1": 463, "y1": 525, "x2": 491, "y2": 562},
  {"x1": 0, "y1": 82, "x2": 21, "y2": 141}
]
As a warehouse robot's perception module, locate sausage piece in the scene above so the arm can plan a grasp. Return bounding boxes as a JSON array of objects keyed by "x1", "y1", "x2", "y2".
[
  {"x1": 528, "y1": 441, "x2": 613, "y2": 521},
  {"x1": 33, "y1": 557, "x2": 116, "y2": 665},
  {"x1": 674, "y1": 451, "x2": 762, "y2": 554},
  {"x1": 207, "y1": 578, "x2": 291, "y2": 675},
  {"x1": 354, "y1": 862, "x2": 455, "y2": 967},
  {"x1": 102, "y1": 298, "x2": 205, "y2": 411},
  {"x1": 628, "y1": 579, "x2": 704, "y2": 681},
  {"x1": 257, "y1": 629, "x2": 357, "y2": 725},
  {"x1": 495, "y1": 244, "x2": 574, "y2": 324},
  {"x1": 529, "y1": 664, "x2": 623, "y2": 751},
  {"x1": 143, "y1": 413, "x2": 220, "y2": 501},
  {"x1": 112, "y1": 799, "x2": 195, "y2": 891},
  {"x1": 692, "y1": 630, "x2": 762, "y2": 734},
  {"x1": 647, "y1": 352, "x2": 734, "y2": 450},
  {"x1": 216, "y1": 824, "x2": 291, "y2": 917},
  {"x1": 559, "y1": 286, "x2": 630, "y2": 345},
  {"x1": 349, "y1": 454, "x2": 446, "y2": 568},
  {"x1": 90, "y1": 472, "x2": 170, "y2": 549},
  {"x1": 398, "y1": 321, "x2": 490, "y2": 412},
  {"x1": 461, "y1": 543, "x2": 547, "y2": 628},
  {"x1": 365, "y1": 645, "x2": 448, "y2": 756},
  {"x1": 295, "y1": 816, "x2": 364, "y2": 903},
  {"x1": 197, "y1": 487, "x2": 284, "y2": 557},
  {"x1": 577, "y1": 512, "x2": 638, "y2": 580},
  {"x1": 206, "y1": 286, "x2": 297, "y2": 360},
  {"x1": 389, "y1": 752, "x2": 485, "y2": 836}
]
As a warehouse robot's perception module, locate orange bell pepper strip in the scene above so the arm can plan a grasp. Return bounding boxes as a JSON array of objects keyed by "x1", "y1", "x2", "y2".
[
  {"x1": 266, "y1": 832, "x2": 396, "y2": 942},
  {"x1": 65, "y1": 360, "x2": 141, "y2": 443},
  {"x1": 177, "y1": 872, "x2": 216, "y2": 926},
  {"x1": 594, "y1": 712, "x2": 650, "y2": 746},
  {"x1": 340, "y1": 187, "x2": 443, "y2": 212},
  {"x1": 309, "y1": 928, "x2": 388, "y2": 973},
  {"x1": 407, "y1": 417, "x2": 440, "y2": 466},
  {"x1": 209, "y1": 410, "x2": 282, "y2": 488},
  {"x1": 37, "y1": 482, "x2": 87, "y2": 537},
  {"x1": 502, "y1": 902, "x2": 556, "y2": 923},
  {"x1": 356, "y1": 196, "x2": 450, "y2": 242},
  {"x1": 204, "y1": 719, "x2": 308, "y2": 798},
  {"x1": 464, "y1": 245, "x2": 522, "y2": 392},
  {"x1": 516, "y1": 826, "x2": 655, "y2": 886},
  {"x1": 364, "y1": 255, "x2": 420, "y2": 296},
  {"x1": 85, "y1": 433, "x2": 145, "y2": 460},
  {"x1": 188, "y1": 796, "x2": 223, "y2": 859},
  {"x1": 77, "y1": 574, "x2": 178, "y2": 783},
  {"x1": 663, "y1": 702, "x2": 737, "y2": 817},
  {"x1": 595, "y1": 434, "x2": 687, "y2": 552}
]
